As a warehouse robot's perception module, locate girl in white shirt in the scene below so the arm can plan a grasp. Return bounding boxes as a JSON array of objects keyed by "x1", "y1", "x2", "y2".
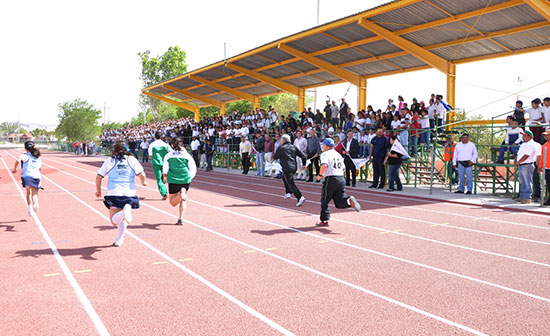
[{"x1": 12, "y1": 141, "x2": 42, "y2": 215}]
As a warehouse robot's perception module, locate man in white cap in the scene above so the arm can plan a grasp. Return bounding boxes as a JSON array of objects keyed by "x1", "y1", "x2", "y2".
[{"x1": 315, "y1": 138, "x2": 361, "y2": 227}]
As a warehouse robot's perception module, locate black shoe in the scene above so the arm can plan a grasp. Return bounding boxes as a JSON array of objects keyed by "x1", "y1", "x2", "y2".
[
  {"x1": 396, "y1": 188, "x2": 403, "y2": 191},
  {"x1": 308, "y1": 179, "x2": 313, "y2": 183},
  {"x1": 544, "y1": 200, "x2": 550, "y2": 206},
  {"x1": 346, "y1": 183, "x2": 350, "y2": 186},
  {"x1": 387, "y1": 188, "x2": 395, "y2": 192},
  {"x1": 466, "y1": 191, "x2": 472, "y2": 195},
  {"x1": 315, "y1": 180, "x2": 320, "y2": 183},
  {"x1": 377, "y1": 186, "x2": 384, "y2": 189},
  {"x1": 241, "y1": 172, "x2": 245, "y2": 174},
  {"x1": 352, "y1": 184, "x2": 356, "y2": 188},
  {"x1": 316, "y1": 221, "x2": 329, "y2": 227},
  {"x1": 369, "y1": 185, "x2": 377, "y2": 189},
  {"x1": 455, "y1": 190, "x2": 464, "y2": 194},
  {"x1": 176, "y1": 219, "x2": 183, "y2": 225}
]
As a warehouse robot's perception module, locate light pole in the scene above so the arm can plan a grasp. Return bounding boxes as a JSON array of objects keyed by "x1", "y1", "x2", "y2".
[
  {"x1": 141, "y1": 50, "x2": 151, "y2": 125},
  {"x1": 313, "y1": 0, "x2": 320, "y2": 113}
]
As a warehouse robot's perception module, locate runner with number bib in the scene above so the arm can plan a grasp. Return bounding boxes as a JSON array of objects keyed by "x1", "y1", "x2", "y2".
[{"x1": 315, "y1": 138, "x2": 361, "y2": 227}]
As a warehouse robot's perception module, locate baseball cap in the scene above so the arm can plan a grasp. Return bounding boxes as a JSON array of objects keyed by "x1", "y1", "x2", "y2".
[
  {"x1": 24, "y1": 141, "x2": 35, "y2": 149},
  {"x1": 523, "y1": 130, "x2": 534, "y2": 137},
  {"x1": 542, "y1": 130, "x2": 550, "y2": 136},
  {"x1": 322, "y1": 138, "x2": 335, "y2": 147}
]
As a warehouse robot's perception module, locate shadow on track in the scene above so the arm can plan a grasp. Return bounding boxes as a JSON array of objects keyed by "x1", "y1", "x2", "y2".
[
  {"x1": 93, "y1": 222, "x2": 177, "y2": 231},
  {"x1": 0, "y1": 219, "x2": 26, "y2": 232},
  {"x1": 251, "y1": 226, "x2": 338, "y2": 236},
  {"x1": 14, "y1": 245, "x2": 112, "y2": 260}
]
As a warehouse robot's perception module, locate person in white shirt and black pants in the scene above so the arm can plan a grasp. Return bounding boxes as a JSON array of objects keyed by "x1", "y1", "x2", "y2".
[
  {"x1": 239, "y1": 136, "x2": 251, "y2": 175},
  {"x1": 315, "y1": 138, "x2": 361, "y2": 227},
  {"x1": 452, "y1": 133, "x2": 478, "y2": 194}
]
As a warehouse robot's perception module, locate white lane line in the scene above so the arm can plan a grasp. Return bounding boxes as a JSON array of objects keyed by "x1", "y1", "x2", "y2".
[
  {"x1": 190, "y1": 172, "x2": 550, "y2": 233},
  {"x1": 36, "y1": 153, "x2": 550, "y2": 305},
  {"x1": 39, "y1": 156, "x2": 550, "y2": 267},
  {"x1": 0, "y1": 157, "x2": 110, "y2": 336},
  {"x1": 32, "y1": 159, "x2": 294, "y2": 336}
]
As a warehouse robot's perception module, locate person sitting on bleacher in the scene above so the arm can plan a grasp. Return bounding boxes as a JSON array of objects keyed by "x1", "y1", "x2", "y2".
[{"x1": 496, "y1": 116, "x2": 522, "y2": 164}]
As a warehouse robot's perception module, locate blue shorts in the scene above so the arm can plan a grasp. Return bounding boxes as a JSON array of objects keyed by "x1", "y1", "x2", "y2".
[
  {"x1": 103, "y1": 196, "x2": 140, "y2": 210},
  {"x1": 21, "y1": 177, "x2": 41, "y2": 189}
]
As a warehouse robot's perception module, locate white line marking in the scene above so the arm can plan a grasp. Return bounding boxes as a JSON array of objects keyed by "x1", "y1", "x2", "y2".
[
  {"x1": 28, "y1": 156, "x2": 293, "y2": 336},
  {"x1": 0, "y1": 157, "x2": 110, "y2": 336},
  {"x1": 36, "y1": 153, "x2": 550, "y2": 305},
  {"x1": 40, "y1": 156, "x2": 550, "y2": 267}
]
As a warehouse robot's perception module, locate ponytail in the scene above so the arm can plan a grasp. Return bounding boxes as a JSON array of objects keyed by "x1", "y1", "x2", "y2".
[
  {"x1": 24, "y1": 141, "x2": 41, "y2": 158},
  {"x1": 172, "y1": 137, "x2": 183, "y2": 152},
  {"x1": 111, "y1": 141, "x2": 131, "y2": 161}
]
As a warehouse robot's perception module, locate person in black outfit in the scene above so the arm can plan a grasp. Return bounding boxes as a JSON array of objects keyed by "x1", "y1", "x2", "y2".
[
  {"x1": 386, "y1": 136, "x2": 403, "y2": 191},
  {"x1": 513, "y1": 100, "x2": 526, "y2": 127},
  {"x1": 323, "y1": 100, "x2": 332, "y2": 122},
  {"x1": 341, "y1": 131, "x2": 360, "y2": 187},
  {"x1": 273, "y1": 134, "x2": 307, "y2": 206},
  {"x1": 128, "y1": 138, "x2": 137, "y2": 157},
  {"x1": 339, "y1": 98, "x2": 349, "y2": 129},
  {"x1": 369, "y1": 128, "x2": 390, "y2": 189},
  {"x1": 203, "y1": 138, "x2": 214, "y2": 171},
  {"x1": 306, "y1": 130, "x2": 321, "y2": 182}
]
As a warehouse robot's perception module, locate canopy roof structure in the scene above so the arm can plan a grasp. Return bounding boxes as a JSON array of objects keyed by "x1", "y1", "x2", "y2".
[{"x1": 143, "y1": 0, "x2": 550, "y2": 120}]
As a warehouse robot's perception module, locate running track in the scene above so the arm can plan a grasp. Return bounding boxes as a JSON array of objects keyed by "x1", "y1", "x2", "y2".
[{"x1": 1, "y1": 149, "x2": 549, "y2": 335}]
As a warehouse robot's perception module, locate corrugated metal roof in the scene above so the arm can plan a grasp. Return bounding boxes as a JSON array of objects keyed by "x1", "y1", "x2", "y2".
[
  {"x1": 207, "y1": 93, "x2": 236, "y2": 102},
  {"x1": 172, "y1": 93, "x2": 190, "y2": 100},
  {"x1": 145, "y1": 0, "x2": 550, "y2": 109}
]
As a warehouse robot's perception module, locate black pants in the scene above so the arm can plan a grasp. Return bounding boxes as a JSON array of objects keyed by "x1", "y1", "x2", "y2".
[
  {"x1": 533, "y1": 163, "x2": 541, "y2": 198},
  {"x1": 339, "y1": 115, "x2": 346, "y2": 129},
  {"x1": 320, "y1": 176, "x2": 350, "y2": 221},
  {"x1": 192, "y1": 150, "x2": 200, "y2": 167},
  {"x1": 307, "y1": 152, "x2": 320, "y2": 181},
  {"x1": 282, "y1": 171, "x2": 302, "y2": 200},
  {"x1": 344, "y1": 156, "x2": 357, "y2": 186},
  {"x1": 206, "y1": 154, "x2": 213, "y2": 171},
  {"x1": 372, "y1": 157, "x2": 386, "y2": 188},
  {"x1": 241, "y1": 153, "x2": 250, "y2": 174},
  {"x1": 545, "y1": 169, "x2": 550, "y2": 197}
]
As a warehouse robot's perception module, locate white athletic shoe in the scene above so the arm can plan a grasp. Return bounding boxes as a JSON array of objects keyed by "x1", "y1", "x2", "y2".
[
  {"x1": 28, "y1": 205, "x2": 32, "y2": 216},
  {"x1": 32, "y1": 195, "x2": 39, "y2": 212},
  {"x1": 296, "y1": 196, "x2": 306, "y2": 207},
  {"x1": 123, "y1": 204, "x2": 133, "y2": 223},
  {"x1": 283, "y1": 193, "x2": 291, "y2": 199},
  {"x1": 113, "y1": 239, "x2": 124, "y2": 247},
  {"x1": 348, "y1": 196, "x2": 361, "y2": 212}
]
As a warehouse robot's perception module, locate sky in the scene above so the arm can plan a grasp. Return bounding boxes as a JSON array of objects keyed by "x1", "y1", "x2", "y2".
[{"x1": 1, "y1": 0, "x2": 549, "y2": 129}]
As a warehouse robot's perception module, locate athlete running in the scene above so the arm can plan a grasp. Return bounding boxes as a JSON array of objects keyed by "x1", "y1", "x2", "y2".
[
  {"x1": 12, "y1": 141, "x2": 42, "y2": 216},
  {"x1": 96, "y1": 141, "x2": 147, "y2": 247},
  {"x1": 162, "y1": 137, "x2": 196, "y2": 225},
  {"x1": 148, "y1": 131, "x2": 171, "y2": 200},
  {"x1": 315, "y1": 138, "x2": 361, "y2": 227}
]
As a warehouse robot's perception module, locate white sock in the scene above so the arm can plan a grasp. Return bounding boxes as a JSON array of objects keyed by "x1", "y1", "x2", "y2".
[
  {"x1": 28, "y1": 205, "x2": 32, "y2": 215},
  {"x1": 116, "y1": 220, "x2": 128, "y2": 242},
  {"x1": 112, "y1": 212, "x2": 124, "y2": 225}
]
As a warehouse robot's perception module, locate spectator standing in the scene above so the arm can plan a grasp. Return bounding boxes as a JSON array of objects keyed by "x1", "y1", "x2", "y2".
[
  {"x1": 331, "y1": 101, "x2": 339, "y2": 128},
  {"x1": 385, "y1": 136, "x2": 407, "y2": 192},
  {"x1": 239, "y1": 136, "x2": 251, "y2": 175},
  {"x1": 452, "y1": 133, "x2": 478, "y2": 194},
  {"x1": 253, "y1": 132, "x2": 265, "y2": 176},
  {"x1": 538, "y1": 130, "x2": 550, "y2": 205},
  {"x1": 140, "y1": 138, "x2": 149, "y2": 163},
  {"x1": 264, "y1": 134, "x2": 274, "y2": 177},
  {"x1": 128, "y1": 138, "x2": 137, "y2": 158},
  {"x1": 323, "y1": 100, "x2": 332, "y2": 122},
  {"x1": 293, "y1": 131, "x2": 308, "y2": 180},
  {"x1": 513, "y1": 100, "x2": 526, "y2": 127},
  {"x1": 273, "y1": 134, "x2": 307, "y2": 206},
  {"x1": 514, "y1": 130, "x2": 537, "y2": 203},
  {"x1": 444, "y1": 136, "x2": 458, "y2": 186},
  {"x1": 341, "y1": 131, "x2": 360, "y2": 187},
  {"x1": 190, "y1": 136, "x2": 201, "y2": 168},
  {"x1": 526, "y1": 98, "x2": 544, "y2": 144},
  {"x1": 203, "y1": 138, "x2": 214, "y2": 172},
  {"x1": 306, "y1": 130, "x2": 321, "y2": 182},
  {"x1": 338, "y1": 98, "x2": 349, "y2": 129},
  {"x1": 369, "y1": 128, "x2": 390, "y2": 189}
]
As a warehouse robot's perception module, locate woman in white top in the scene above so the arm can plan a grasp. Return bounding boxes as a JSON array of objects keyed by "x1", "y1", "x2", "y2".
[
  {"x1": 95, "y1": 141, "x2": 147, "y2": 247},
  {"x1": 12, "y1": 141, "x2": 42, "y2": 215}
]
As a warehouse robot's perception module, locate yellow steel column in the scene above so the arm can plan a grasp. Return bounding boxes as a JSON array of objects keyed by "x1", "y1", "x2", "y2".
[
  {"x1": 194, "y1": 107, "x2": 200, "y2": 122},
  {"x1": 298, "y1": 88, "x2": 305, "y2": 112},
  {"x1": 253, "y1": 96, "x2": 260, "y2": 110},
  {"x1": 446, "y1": 63, "x2": 456, "y2": 128},
  {"x1": 358, "y1": 78, "x2": 367, "y2": 111},
  {"x1": 220, "y1": 104, "x2": 226, "y2": 116}
]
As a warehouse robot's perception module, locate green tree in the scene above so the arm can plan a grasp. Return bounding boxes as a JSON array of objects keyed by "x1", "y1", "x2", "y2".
[
  {"x1": 138, "y1": 46, "x2": 188, "y2": 122},
  {"x1": 101, "y1": 121, "x2": 122, "y2": 131},
  {"x1": 0, "y1": 122, "x2": 19, "y2": 136},
  {"x1": 56, "y1": 99, "x2": 102, "y2": 142}
]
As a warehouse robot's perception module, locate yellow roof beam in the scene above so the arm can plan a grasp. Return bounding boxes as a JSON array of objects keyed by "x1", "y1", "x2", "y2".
[
  {"x1": 359, "y1": 17, "x2": 451, "y2": 74},
  {"x1": 278, "y1": 44, "x2": 361, "y2": 87},
  {"x1": 162, "y1": 85, "x2": 223, "y2": 108},
  {"x1": 522, "y1": 0, "x2": 550, "y2": 21},
  {"x1": 226, "y1": 63, "x2": 301, "y2": 96},
  {"x1": 189, "y1": 75, "x2": 255, "y2": 102},
  {"x1": 142, "y1": 91, "x2": 200, "y2": 112}
]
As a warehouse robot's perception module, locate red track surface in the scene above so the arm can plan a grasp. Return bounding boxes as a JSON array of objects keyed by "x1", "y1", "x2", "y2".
[{"x1": 1, "y1": 149, "x2": 549, "y2": 335}]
